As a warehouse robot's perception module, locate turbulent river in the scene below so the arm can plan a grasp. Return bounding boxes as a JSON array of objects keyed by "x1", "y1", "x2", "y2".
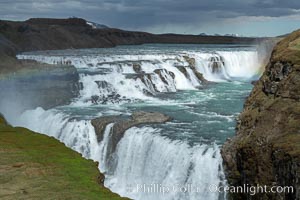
[{"x1": 9, "y1": 44, "x2": 263, "y2": 200}]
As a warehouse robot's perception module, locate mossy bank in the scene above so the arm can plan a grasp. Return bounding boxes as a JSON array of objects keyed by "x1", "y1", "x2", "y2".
[{"x1": 0, "y1": 114, "x2": 128, "y2": 200}]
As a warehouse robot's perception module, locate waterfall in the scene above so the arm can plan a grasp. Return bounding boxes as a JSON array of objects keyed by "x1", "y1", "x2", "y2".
[
  {"x1": 17, "y1": 50, "x2": 261, "y2": 105},
  {"x1": 104, "y1": 126, "x2": 226, "y2": 200},
  {"x1": 186, "y1": 67, "x2": 201, "y2": 87},
  {"x1": 10, "y1": 47, "x2": 261, "y2": 200},
  {"x1": 91, "y1": 123, "x2": 114, "y2": 172},
  {"x1": 11, "y1": 107, "x2": 97, "y2": 158},
  {"x1": 10, "y1": 107, "x2": 227, "y2": 200},
  {"x1": 190, "y1": 51, "x2": 261, "y2": 82}
]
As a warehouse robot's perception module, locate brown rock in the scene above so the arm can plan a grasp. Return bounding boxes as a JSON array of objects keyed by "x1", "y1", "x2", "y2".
[
  {"x1": 221, "y1": 30, "x2": 300, "y2": 200},
  {"x1": 91, "y1": 111, "x2": 171, "y2": 171}
]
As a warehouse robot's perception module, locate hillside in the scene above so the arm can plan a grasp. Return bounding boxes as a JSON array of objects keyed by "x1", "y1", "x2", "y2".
[{"x1": 0, "y1": 18, "x2": 262, "y2": 53}]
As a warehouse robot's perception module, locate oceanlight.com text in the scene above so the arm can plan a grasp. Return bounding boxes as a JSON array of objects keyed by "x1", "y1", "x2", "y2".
[{"x1": 126, "y1": 183, "x2": 294, "y2": 196}]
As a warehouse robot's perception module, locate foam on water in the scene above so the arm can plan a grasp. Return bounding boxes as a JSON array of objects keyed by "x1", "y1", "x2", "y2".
[
  {"x1": 189, "y1": 51, "x2": 261, "y2": 82},
  {"x1": 10, "y1": 108, "x2": 226, "y2": 200},
  {"x1": 17, "y1": 50, "x2": 261, "y2": 105},
  {"x1": 104, "y1": 126, "x2": 226, "y2": 200},
  {"x1": 10, "y1": 46, "x2": 262, "y2": 200}
]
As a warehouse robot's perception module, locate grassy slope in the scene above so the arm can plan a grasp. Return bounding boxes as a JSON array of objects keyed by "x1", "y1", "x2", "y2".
[{"x1": 0, "y1": 115, "x2": 128, "y2": 200}]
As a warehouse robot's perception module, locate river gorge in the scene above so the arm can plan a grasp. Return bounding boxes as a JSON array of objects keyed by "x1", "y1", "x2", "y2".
[{"x1": 0, "y1": 44, "x2": 267, "y2": 200}]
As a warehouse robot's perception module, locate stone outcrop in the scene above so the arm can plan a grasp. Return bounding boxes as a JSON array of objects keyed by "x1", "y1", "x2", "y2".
[
  {"x1": 135, "y1": 73, "x2": 158, "y2": 94},
  {"x1": 133, "y1": 69, "x2": 175, "y2": 94},
  {"x1": 91, "y1": 111, "x2": 171, "y2": 172},
  {"x1": 221, "y1": 30, "x2": 300, "y2": 200},
  {"x1": 209, "y1": 56, "x2": 224, "y2": 73},
  {"x1": 176, "y1": 65, "x2": 189, "y2": 77},
  {"x1": 183, "y1": 56, "x2": 208, "y2": 83},
  {"x1": 132, "y1": 63, "x2": 142, "y2": 73},
  {"x1": 154, "y1": 69, "x2": 175, "y2": 85},
  {"x1": 92, "y1": 111, "x2": 171, "y2": 144}
]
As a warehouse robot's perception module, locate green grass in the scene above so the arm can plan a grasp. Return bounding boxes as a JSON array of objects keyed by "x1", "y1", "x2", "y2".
[
  {"x1": 289, "y1": 37, "x2": 300, "y2": 50},
  {"x1": 0, "y1": 116, "x2": 129, "y2": 200}
]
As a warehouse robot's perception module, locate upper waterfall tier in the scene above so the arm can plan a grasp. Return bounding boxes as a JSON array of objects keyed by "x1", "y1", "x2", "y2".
[{"x1": 17, "y1": 47, "x2": 262, "y2": 105}]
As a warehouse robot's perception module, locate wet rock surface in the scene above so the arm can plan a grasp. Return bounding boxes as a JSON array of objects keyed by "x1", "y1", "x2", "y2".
[
  {"x1": 209, "y1": 56, "x2": 224, "y2": 74},
  {"x1": 91, "y1": 111, "x2": 171, "y2": 172},
  {"x1": 221, "y1": 30, "x2": 300, "y2": 200},
  {"x1": 135, "y1": 73, "x2": 158, "y2": 94},
  {"x1": 183, "y1": 56, "x2": 208, "y2": 83},
  {"x1": 92, "y1": 111, "x2": 171, "y2": 143},
  {"x1": 132, "y1": 63, "x2": 142, "y2": 73},
  {"x1": 154, "y1": 69, "x2": 175, "y2": 85},
  {"x1": 176, "y1": 65, "x2": 188, "y2": 77}
]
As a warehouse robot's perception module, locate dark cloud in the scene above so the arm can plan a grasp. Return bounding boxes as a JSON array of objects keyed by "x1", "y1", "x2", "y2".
[{"x1": 0, "y1": 0, "x2": 299, "y2": 35}]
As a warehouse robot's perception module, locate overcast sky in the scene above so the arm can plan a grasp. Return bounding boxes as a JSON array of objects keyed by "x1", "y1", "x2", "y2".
[{"x1": 0, "y1": 0, "x2": 299, "y2": 36}]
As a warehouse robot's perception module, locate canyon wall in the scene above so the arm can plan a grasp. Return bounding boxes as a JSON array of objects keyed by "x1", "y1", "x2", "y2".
[{"x1": 222, "y1": 30, "x2": 300, "y2": 199}]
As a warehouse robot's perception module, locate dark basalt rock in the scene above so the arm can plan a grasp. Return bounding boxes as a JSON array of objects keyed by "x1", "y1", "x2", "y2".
[
  {"x1": 95, "y1": 80, "x2": 110, "y2": 89},
  {"x1": 135, "y1": 69, "x2": 176, "y2": 94},
  {"x1": 251, "y1": 80, "x2": 258, "y2": 85},
  {"x1": 194, "y1": 70, "x2": 208, "y2": 84},
  {"x1": 154, "y1": 69, "x2": 174, "y2": 85},
  {"x1": 211, "y1": 62, "x2": 221, "y2": 73},
  {"x1": 183, "y1": 56, "x2": 196, "y2": 68},
  {"x1": 183, "y1": 56, "x2": 208, "y2": 83},
  {"x1": 176, "y1": 65, "x2": 188, "y2": 77},
  {"x1": 132, "y1": 63, "x2": 142, "y2": 73},
  {"x1": 90, "y1": 93, "x2": 126, "y2": 105},
  {"x1": 135, "y1": 73, "x2": 158, "y2": 94},
  {"x1": 262, "y1": 61, "x2": 292, "y2": 96},
  {"x1": 209, "y1": 56, "x2": 224, "y2": 74}
]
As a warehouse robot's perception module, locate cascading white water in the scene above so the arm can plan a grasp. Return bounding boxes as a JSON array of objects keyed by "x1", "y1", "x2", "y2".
[
  {"x1": 17, "y1": 50, "x2": 261, "y2": 105},
  {"x1": 10, "y1": 108, "x2": 226, "y2": 200},
  {"x1": 104, "y1": 126, "x2": 226, "y2": 200},
  {"x1": 11, "y1": 107, "x2": 97, "y2": 158},
  {"x1": 10, "y1": 47, "x2": 262, "y2": 200},
  {"x1": 75, "y1": 72, "x2": 152, "y2": 106},
  {"x1": 186, "y1": 67, "x2": 201, "y2": 87},
  {"x1": 190, "y1": 51, "x2": 261, "y2": 82},
  {"x1": 149, "y1": 69, "x2": 177, "y2": 92},
  {"x1": 91, "y1": 123, "x2": 114, "y2": 172}
]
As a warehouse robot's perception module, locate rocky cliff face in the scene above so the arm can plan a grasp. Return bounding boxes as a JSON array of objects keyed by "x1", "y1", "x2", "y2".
[{"x1": 221, "y1": 30, "x2": 300, "y2": 199}]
